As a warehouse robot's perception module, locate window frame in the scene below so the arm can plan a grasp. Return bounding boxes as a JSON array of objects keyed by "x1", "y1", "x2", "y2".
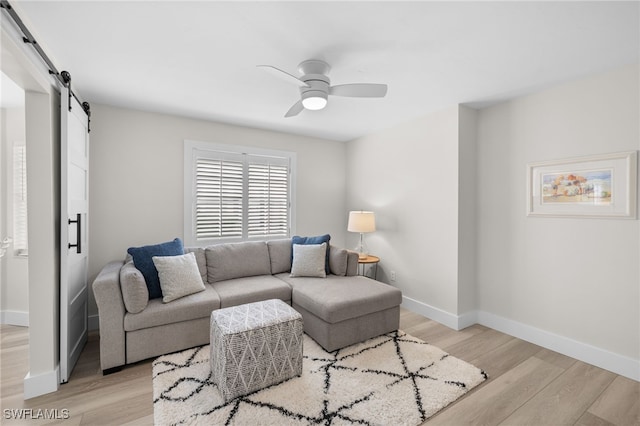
[{"x1": 183, "y1": 140, "x2": 296, "y2": 247}]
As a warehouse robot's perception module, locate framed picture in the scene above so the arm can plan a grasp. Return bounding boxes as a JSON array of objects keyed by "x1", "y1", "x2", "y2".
[{"x1": 527, "y1": 151, "x2": 637, "y2": 218}]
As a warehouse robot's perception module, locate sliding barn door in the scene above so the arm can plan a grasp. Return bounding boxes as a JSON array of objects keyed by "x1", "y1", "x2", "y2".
[{"x1": 60, "y1": 85, "x2": 89, "y2": 383}]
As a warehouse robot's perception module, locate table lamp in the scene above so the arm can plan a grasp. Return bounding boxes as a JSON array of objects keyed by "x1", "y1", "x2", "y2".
[{"x1": 347, "y1": 211, "x2": 376, "y2": 259}]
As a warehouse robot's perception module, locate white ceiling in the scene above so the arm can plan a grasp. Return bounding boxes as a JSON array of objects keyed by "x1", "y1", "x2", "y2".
[{"x1": 9, "y1": 1, "x2": 639, "y2": 142}]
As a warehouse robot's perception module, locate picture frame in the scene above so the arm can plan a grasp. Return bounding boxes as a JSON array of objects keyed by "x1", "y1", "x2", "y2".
[{"x1": 527, "y1": 151, "x2": 637, "y2": 218}]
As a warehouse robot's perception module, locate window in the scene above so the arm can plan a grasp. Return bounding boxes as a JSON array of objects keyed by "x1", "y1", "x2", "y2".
[
  {"x1": 13, "y1": 144, "x2": 28, "y2": 255},
  {"x1": 184, "y1": 141, "x2": 296, "y2": 246}
]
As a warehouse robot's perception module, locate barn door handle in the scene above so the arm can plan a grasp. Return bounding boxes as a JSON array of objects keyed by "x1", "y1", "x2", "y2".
[{"x1": 68, "y1": 213, "x2": 81, "y2": 254}]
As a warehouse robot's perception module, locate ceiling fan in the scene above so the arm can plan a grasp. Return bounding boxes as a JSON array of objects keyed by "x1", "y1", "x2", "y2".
[{"x1": 257, "y1": 59, "x2": 388, "y2": 117}]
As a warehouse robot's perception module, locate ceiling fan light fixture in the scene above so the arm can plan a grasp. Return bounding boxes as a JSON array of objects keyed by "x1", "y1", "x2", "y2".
[
  {"x1": 258, "y1": 59, "x2": 388, "y2": 117},
  {"x1": 301, "y1": 91, "x2": 328, "y2": 110}
]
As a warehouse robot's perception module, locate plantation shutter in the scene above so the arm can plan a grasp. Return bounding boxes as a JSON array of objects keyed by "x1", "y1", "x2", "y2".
[
  {"x1": 13, "y1": 145, "x2": 28, "y2": 253},
  {"x1": 195, "y1": 155, "x2": 244, "y2": 240},
  {"x1": 193, "y1": 149, "x2": 291, "y2": 242},
  {"x1": 247, "y1": 156, "x2": 289, "y2": 238}
]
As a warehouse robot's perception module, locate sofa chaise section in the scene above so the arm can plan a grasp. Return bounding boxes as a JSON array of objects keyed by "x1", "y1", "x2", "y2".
[{"x1": 279, "y1": 274, "x2": 403, "y2": 351}]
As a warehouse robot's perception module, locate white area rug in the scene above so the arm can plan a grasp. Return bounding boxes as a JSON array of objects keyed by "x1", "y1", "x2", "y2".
[{"x1": 153, "y1": 330, "x2": 487, "y2": 425}]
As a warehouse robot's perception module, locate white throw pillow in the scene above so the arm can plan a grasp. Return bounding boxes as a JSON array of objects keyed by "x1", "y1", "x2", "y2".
[
  {"x1": 290, "y1": 243, "x2": 327, "y2": 278},
  {"x1": 152, "y1": 252, "x2": 206, "y2": 303}
]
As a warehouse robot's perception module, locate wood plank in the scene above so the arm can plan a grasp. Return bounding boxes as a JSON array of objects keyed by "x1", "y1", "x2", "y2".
[
  {"x1": 400, "y1": 308, "x2": 490, "y2": 350},
  {"x1": 500, "y1": 361, "x2": 617, "y2": 426},
  {"x1": 399, "y1": 309, "x2": 427, "y2": 330},
  {"x1": 587, "y1": 375, "x2": 640, "y2": 426},
  {"x1": 79, "y1": 392, "x2": 153, "y2": 426},
  {"x1": 428, "y1": 324, "x2": 488, "y2": 351},
  {"x1": 120, "y1": 414, "x2": 153, "y2": 426},
  {"x1": 470, "y1": 337, "x2": 542, "y2": 380},
  {"x1": 428, "y1": 356, "x2": 564, "y2": 425},
  {"x1": 574, "y1": 411, "x2": 616, "y2": 426},
  {"x1": 444, "y1": 328, "x2": 514, "y2": 362},
  {"x1": 535, "y1": 347, "x2": 577, "y2": 370}
]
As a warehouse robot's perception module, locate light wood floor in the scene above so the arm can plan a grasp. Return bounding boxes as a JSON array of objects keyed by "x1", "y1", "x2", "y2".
[{"x1": 1, "y1": 308, "x2": 638, "y2": 425}]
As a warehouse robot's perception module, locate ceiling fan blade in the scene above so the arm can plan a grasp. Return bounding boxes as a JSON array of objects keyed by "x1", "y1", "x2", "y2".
[
  {"x1": 284, "y1": 100, "x2": 304, "y2": 117},
  {"x1": 257, "y1": 65, "x2": 309, "y2": 88},
  {"x1": 329, "y1": 83, "x2": 388, "y2": 98}
]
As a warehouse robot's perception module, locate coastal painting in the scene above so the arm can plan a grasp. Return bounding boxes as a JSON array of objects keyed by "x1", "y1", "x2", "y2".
[
  {"x1": 527, "y1": 151, "x2": 637, "y2": 218},
  {"x1": 541, "y1": 169, "x2": 612, "y2": 205}
]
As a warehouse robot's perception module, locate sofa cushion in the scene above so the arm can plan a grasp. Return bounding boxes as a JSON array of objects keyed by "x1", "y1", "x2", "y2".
[
  {"x1": 206, "y1": 241, "x2": 271, "y2": 283},
  {"x1": 124, "y1": 284, "x2": 221, "y2": 331},
  {"x1": 267, "y1": 239, "x2": 292, "y2": 274},
  {"x1": 184, "y1": 247, "x2": 207, "y2": 282},
  {"x1": 212, "y1": 275, "x2": 292, "y2": 308},
  {"x1": 292, "y1": 234, "x2": 331, "y2": 274},
  {"x1": 328, "y1": 246, "x2": 349, "y2": 276},
  {"x1": 277, "y1": 273, "x2": 402, "y2": 324},
  {"x1": 120, "y1": 261, "x2": 149, "y2": 314},
  {"x1": 127, "y1": 238, "x2": 184, "y2": 299},
  {"x1": 290, "y1": 243, "x2": 327, "y2": 278},
  {"x1": 153, "y1": 252, "x2": 206, "y2": 303}
]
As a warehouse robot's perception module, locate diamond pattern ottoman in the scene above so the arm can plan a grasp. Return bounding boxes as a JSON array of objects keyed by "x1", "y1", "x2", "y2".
[{"x1": 210, "y1": 299, "x2": 303, "y2": 402}]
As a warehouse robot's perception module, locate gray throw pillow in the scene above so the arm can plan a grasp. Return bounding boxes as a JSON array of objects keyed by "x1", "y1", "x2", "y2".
[
  {"x1": 290, "y1": 243, "x2": 327, "y2": 278},
  {"x1": 329, "y1": 246, "x2": 348, "y2": 276},
  {"x1": 267, "y1": 239, "x2": 293, "y2": 274},
  {"x1": 120, "y1": 261, "x2": 149, "y2": 313},
  {"x1": 206, "y1": 241, "x2": 271, "y2": 283},
  {"x1": 152, "y1": 252, "x2": 206, "y2": 303}
]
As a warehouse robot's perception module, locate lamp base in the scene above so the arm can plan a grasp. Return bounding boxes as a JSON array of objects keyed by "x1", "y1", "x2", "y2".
[{"x1": 354, "y1": 233, "x2": 368, "y2": 259}]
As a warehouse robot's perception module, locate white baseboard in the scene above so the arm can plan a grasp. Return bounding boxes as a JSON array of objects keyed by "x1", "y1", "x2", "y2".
[
  {"x1": 457, "y1": 310, "x2": 478, "y2": 330},
  {"x1": 23, "y1": 366, "x2": 59, "y2": 399},
  {"x1": 0, "y1": 310, "x2": 29, "y2": 327},
  {"x1": 0, "y1": 311, "x2": 98, "y2": 330},
  {"x1": 476, "y1": 311, "x2": 640, "y2": 382},
  {"x1": 401, "y1": 297, "x2": 640, "y2": 381},
  {"x1": 401, "y1": 296, "x2": 472, "y2": 331}
]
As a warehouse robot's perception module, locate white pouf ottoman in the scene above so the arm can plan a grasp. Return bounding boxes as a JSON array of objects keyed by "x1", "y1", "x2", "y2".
[{"x1": 210, "y1": 299, "x2": 303, "y2": 402}]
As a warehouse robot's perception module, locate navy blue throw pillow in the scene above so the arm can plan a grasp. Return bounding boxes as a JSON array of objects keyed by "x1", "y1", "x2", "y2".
[
  {"x1": 292, "y1": 234, "x2": 331, "y2": 274},
  {"x1": 127, "y1": 238, "x2": 184, "y2": 300}
]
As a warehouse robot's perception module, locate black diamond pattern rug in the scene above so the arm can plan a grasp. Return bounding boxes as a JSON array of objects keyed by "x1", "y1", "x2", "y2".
[{"x1": 153, "y1": 330, "x2": 487, "y2": 425}]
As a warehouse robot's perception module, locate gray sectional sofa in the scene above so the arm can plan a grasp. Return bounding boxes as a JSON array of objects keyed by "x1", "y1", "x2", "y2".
[{"x1": 92, "y1": 238, "x2": 402, "y2": 373}]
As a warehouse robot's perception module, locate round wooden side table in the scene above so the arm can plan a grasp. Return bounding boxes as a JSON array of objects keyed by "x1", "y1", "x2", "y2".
[{"x1": 358, "y1": 255, "x2": 380, "y2": 280}]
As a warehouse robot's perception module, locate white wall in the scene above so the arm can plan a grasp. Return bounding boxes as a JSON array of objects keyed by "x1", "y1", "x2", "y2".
[
  {"x1": 458, "y1": 106, "x2": 477, "y2": 315},
  {"x1": 25, "y1": 88, "x2": 61, "y2": 388},
  {"x1": 476, "y1": 64, "x2": 639, "y2": 361},
  {"x1": 346, "y1": 105, "x2": 464, "y2": 318},
  {"x1": 88, "y1": 104, "x2": 348, "y2": 316},
  {"x1": 347, "y1": 64, "x2": 639, "y2": 379},
  {"x1": 2, "y1": 24, "x2": 62, "y2": 398},
  {"x1": 0, "y1": 106, "x2": 29, "y2": 325}
]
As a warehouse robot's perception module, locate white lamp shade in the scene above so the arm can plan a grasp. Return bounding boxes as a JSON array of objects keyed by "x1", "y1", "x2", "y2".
[{"x1": 347, "y1": 211, "x2": 376, "y2": 233}]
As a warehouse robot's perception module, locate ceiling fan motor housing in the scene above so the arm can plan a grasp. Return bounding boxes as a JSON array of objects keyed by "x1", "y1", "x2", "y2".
[{"x1": 298, "y1": 59, "x2": 331, "y2": 76}]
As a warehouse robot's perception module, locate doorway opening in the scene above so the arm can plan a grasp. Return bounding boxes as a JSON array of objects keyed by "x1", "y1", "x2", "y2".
[{"x1": 0, "y1": 70, "x2": 29, "y2": 327}]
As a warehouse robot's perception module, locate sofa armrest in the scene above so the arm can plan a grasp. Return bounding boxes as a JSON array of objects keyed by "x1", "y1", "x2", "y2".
[
  {"x1": 345, "y1": 250, "x2": 359, "y2": 276},
  {"x1": 92, "y1": 260, "x2": 126, "y2": 372}
]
